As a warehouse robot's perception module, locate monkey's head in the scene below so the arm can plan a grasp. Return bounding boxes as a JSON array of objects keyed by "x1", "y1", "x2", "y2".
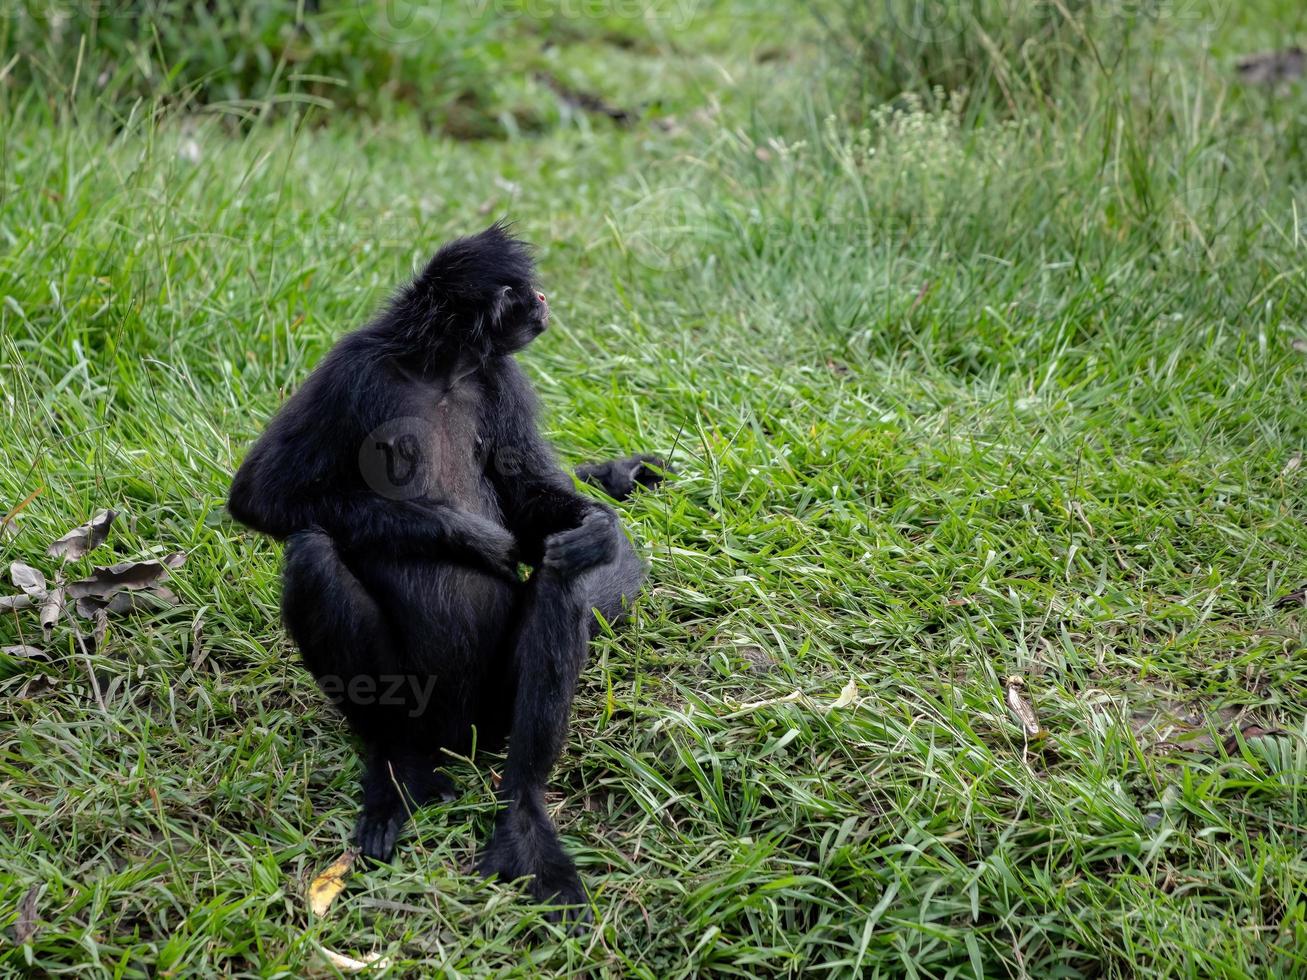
[{"x1": 406, "y1": 222, "x2": 549, "y2": 361}]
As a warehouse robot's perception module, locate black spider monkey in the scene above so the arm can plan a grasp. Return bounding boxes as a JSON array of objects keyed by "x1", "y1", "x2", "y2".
[{"x1": 227, "y1": 223, "x2": 665, "y2": 921}]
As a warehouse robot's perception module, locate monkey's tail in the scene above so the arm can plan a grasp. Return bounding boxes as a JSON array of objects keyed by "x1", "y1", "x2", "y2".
[
  {"x1": 575, "y1": 454, "x2": 670, "y2": 501},
  {"x1": 281, "y1": 527, "x2": 394, "y2": 688}
]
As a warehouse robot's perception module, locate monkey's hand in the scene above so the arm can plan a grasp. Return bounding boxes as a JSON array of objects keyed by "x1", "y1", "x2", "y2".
[
  {"x1": 447, "y1": 511, "x2": 520, "y2": 581},
  {"x1": 542, "y1": 509, "x2": 617, "y2": 577}
]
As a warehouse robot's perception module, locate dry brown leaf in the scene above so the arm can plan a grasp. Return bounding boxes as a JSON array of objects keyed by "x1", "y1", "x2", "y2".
[
  {"x1": 10, "y1": 561, "x2": 47, "y2": 597},
  {"x1": 2, "y1": 645, "x2": 45, "y2": 659},
  {"x1": 319, "y1": 948, "x2": 391, "y2": 973},
  {"x1": 1237, "y1": 46, "x2": 1304, "y2": 85},
  {"x1": 1006, "y1": 676, "x2": 1046, "y2": 739},
  {"x1": 65, "y1": 554, "x2": 185, "y2": 601},
  {"x1": 39, "y1": 588, "x2": 64, "y2": 636},
  {"x1": 75, "y1": 586, "x2": 178, "y2": 619},
  {"x1": 1221, "y1": 724, "x2": 1287, "y2": 756},
  {"x1": 47, "y1": 509, "x2": 117, "y2": 561},
  {"x1": 1275, "y1": 585, "x2": 1306, "y2": 609},
  {"x1": 308, "y1": 849, "x2": 357, "y2": 916},
  {"x1": 0, "y1": 593, "x2": 34, "y2": 612},
  {"x1": 739, "y1": 646, "x2": 777, "y2": 672},
  {"x1": 13, "y1": 884, "x2": 39, "y2": 944}
]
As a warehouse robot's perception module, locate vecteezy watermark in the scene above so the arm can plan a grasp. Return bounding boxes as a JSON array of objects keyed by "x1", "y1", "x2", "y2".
[
  {"x1": 356, "y1": 0, "x2": 700, "y2": 44},
  {"x1": 359, "y1": 417, "x2": 435, "y2": 501},
  {"x1": 317, "y1": 673, "x2": 439, "y2": 717},
  {"x1": 879, "y1": 0, "x2": 1202, "y2": 45},
  {"x1": 608, "y1": 183, "x2": 710, "y2": 274},
  {"x1": 356, "y1": 0, "x2": 442, "y2": 44},
  {"x1": 882, "y1": 0, "x2": 980, "y2": 43},
  {"x1": 359, "y1": 416, "x2": 531, "y2": 501}
]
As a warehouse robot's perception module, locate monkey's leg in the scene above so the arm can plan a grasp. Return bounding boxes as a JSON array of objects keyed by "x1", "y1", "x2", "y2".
[
  {"x1": 356, "y1": 747, "x2": 456, "y2": 861},
  {"x1": 282, "y1": 529, "x2": 451, "y2": 862},
  {"x1": 477, "y1": 514, "x2": 619, "y2": 922},
  {"x1": 577, "y1": 520, "x2": 648, "y2": 637}
]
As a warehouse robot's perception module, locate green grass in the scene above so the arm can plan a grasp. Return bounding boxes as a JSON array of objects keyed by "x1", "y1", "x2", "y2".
[{"x1": 2, "y1": 0, "x2": 1306, "y2": 976}]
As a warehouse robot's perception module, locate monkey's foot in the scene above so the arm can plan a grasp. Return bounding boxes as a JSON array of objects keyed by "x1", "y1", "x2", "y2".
[
  {"x1": 354, "y1": 804, "x2": 405, "y2": 862},
  {"x1": 478, "y1": 804, "x2": 591, "y2": 927}
]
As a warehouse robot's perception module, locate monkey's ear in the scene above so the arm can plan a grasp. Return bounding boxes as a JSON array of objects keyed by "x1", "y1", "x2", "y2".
[{"x1": 488, "y1": 284, "x2": 514, "y2": 327}]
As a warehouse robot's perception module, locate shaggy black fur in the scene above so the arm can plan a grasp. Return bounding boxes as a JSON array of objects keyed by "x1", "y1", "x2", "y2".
[{"x1": 228, "y1": 223, "x2": 665, "y2": 923}]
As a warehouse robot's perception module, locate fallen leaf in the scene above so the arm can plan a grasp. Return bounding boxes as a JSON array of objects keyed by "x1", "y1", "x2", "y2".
[
  {"x1": 1005, "y1": 676, "x2": 1046, "y2": 739},
  {"x1": 1275, "y1": 585, "x2": 1306, "y2": 609},
  {"x1": 47, "y1": 509, "x2": 117, "y2": 561},
  {"x1": 13, "y1": 884, "x2": 39, "y2": 944},
  {"x1": 320, "y1": 949, "x2": 391, "y2": 973},
  {"x1": 739, "y1": 646, "x2": 777, "y2": 671},
  {"x1": 308, "y1": 849, "x2": 357, "y2": 916},
  {"x1": 1236, "y1": 46, "x2": 1304, "y2": 85},
  {"x1": 2, "y1": 645, "x2": 45, "y2": 658},
  {"x1": 1221, "y1": 724, "x2": 1287, "y2": 756},
  {"x1": 0, "y1": 594, "x2": 34, "y2": 611},
  {"x1": 824, "y1": 677, "x2": 858, "y2": 711},
  {"x1": 10, "y1": 561, "x2": 46, "y2": 597},
  {"x1": 75, "y1": 586, "x2": 178, "y2": 619},
  {"x1": 191, "y1": 612, "x2": 207, "y2": 668},
  {"x1": 65, "y1": 554, "x2": 185, "y2": 601},
  {"x1": 39, "y1": 588, "x2": 64, "y2": 636}
]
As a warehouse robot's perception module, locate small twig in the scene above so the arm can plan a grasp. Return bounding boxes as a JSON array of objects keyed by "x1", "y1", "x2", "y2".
[{"x1": 1, "y1": 485, "x2": 44, "y2": 533}]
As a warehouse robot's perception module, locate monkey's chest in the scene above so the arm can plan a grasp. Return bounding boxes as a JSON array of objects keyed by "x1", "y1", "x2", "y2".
[{"x1": 422, "y1": 402, "x2": 500, "y2": 520}]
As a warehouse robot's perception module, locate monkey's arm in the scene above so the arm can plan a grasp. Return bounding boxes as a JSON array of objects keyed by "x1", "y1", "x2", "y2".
[
  {"x1": 482, "y1": 358, "x2": 608, "y2": 564},
  {"x1": 229, "y1": 439, "x2": 519, "y2": 578},
  {"x1": 487, "y1": 431, "x2": 605, "y2": 566}
]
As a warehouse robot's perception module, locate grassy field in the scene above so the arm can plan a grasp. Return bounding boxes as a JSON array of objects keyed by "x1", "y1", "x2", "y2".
[{"x1": 2, "y1": 0, "x2": 1306, "y2": 976}]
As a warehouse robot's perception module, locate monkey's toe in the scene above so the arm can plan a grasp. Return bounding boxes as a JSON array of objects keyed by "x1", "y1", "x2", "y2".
[{"x1": 354, "y1": 808, "x2": 404, "y2": 863}]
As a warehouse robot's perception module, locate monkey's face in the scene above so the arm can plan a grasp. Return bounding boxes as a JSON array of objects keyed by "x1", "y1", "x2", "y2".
[{"x1": 491, "y1": 284, "x2": 550, "y2": 354}]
